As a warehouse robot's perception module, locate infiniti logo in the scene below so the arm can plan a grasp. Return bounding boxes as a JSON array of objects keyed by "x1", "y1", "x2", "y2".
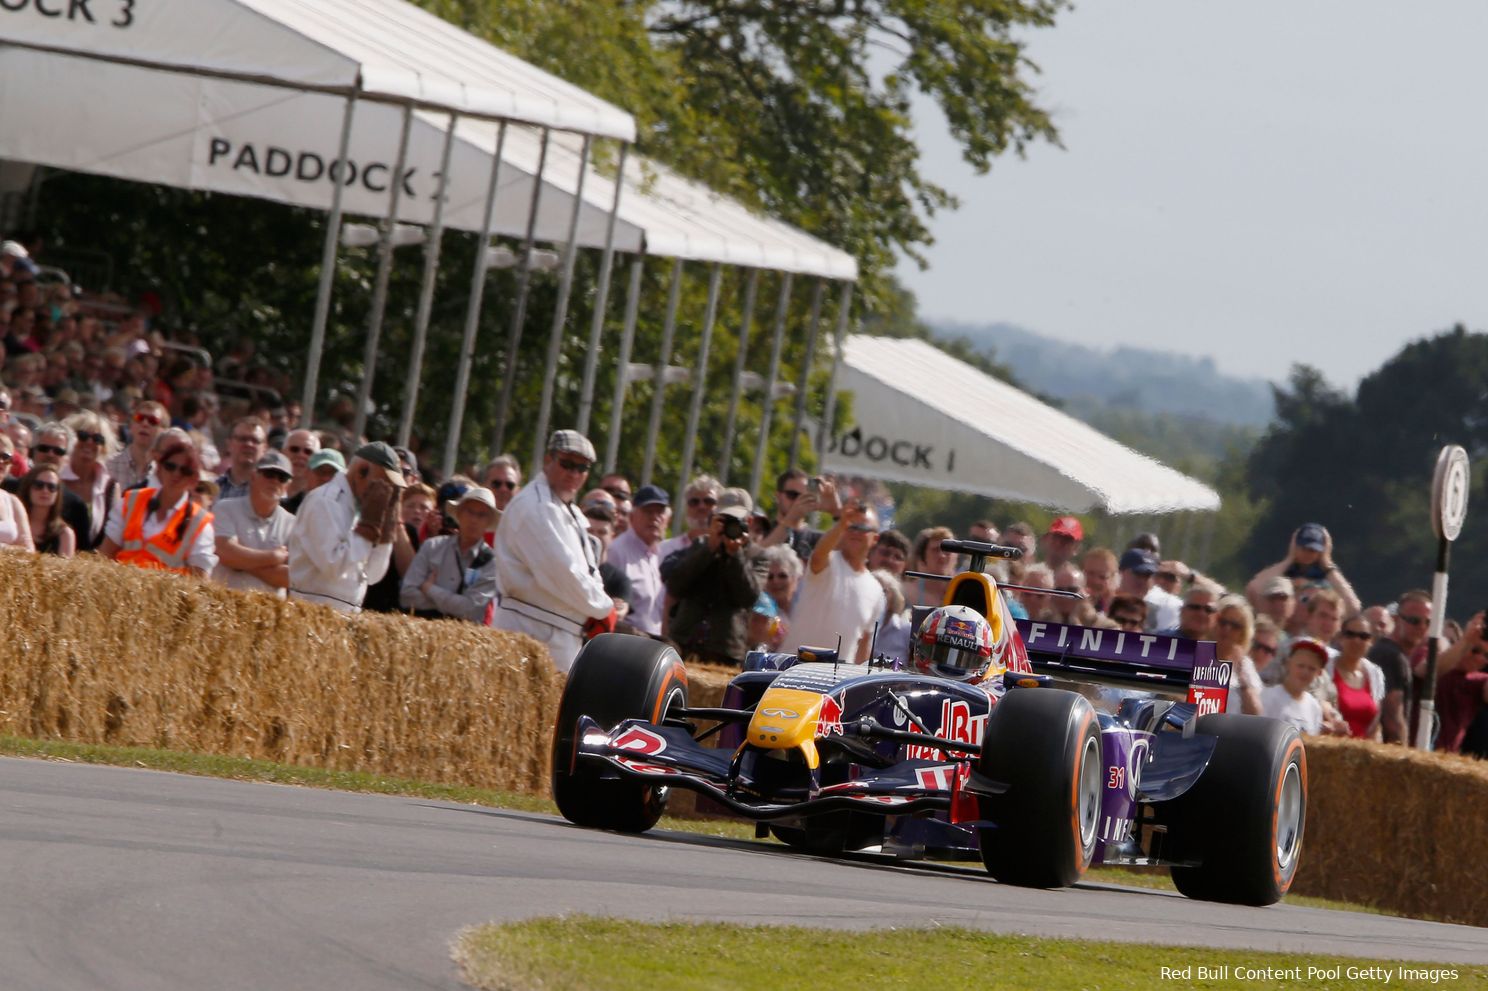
[{"x1": 759, "y1": 707, "x2": 799, "y2": 719}]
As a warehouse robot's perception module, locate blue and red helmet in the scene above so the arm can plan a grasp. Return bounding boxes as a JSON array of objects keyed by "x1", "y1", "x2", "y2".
[{"x1": 912, "y1": 605, "x2": 997, "y2": 682}]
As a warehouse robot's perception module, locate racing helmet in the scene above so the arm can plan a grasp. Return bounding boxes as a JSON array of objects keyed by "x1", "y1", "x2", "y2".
[{"x1": 912, "y1": 605, "x2": 996, "y2": 682}]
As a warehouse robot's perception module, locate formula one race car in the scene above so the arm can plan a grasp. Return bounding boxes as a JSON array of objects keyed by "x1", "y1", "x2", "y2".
[{"x1": 552, "y1": 540, "x2": 1306, "y2": 905}]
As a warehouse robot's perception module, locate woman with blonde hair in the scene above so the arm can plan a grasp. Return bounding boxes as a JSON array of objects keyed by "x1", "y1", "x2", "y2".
[
  {"x1": 61, "y1": 410, "x2": 118, "y2": 549},
  {"x1": 1214, "y1": 593, "x2": 1263, "y2": 715},
  {"x1": 902, "y1": 525, "x2": 956, "y2": 608},
  {"x1": 0, "y1": 435, "x2": 35, "y2": 551}
]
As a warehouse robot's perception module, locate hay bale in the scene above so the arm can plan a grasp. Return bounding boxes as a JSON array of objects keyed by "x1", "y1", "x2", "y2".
[
  {"x1": 1294, "y1": 735, "x2": 1488, "y2": 926},
  {"x1": 0, "y1": 552, "x2": 564, "y2": 794}
]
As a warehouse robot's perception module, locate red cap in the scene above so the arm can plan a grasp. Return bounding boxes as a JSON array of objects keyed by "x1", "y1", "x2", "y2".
[{"x1": 1047, "y1": 516, "x2": 1084, "y2": 541}]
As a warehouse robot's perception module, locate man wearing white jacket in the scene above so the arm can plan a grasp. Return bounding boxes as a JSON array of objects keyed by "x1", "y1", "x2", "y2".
[{"x1": 493, "y1": 430, "x2": 614, "y2": 673}]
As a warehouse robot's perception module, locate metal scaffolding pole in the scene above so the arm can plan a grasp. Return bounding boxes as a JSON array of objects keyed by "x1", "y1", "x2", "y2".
[
  {"x1": 816, "y1": 281, "x2": 854, "y2": 465},
  {"x1": 530, "y1": 135, "x2": 592, "y2": 473},
  {"x1": 717, "y1": 268, "x2": 760, "y2": 486},
  {"x1": 441, "y1": 122, "x2": 508, "y2": 478},
  {"x1": 787, "y1": 278, "x2": 826, "y2": 469},
  {"x1": 640, "y1": 257, "x2": 685, "y2": 487},
  {"x1": 491, "y1": 126, "x2": 551, "y2": 456},
  {"x1": 396, "y1": 111, "x2": 457, "y2": 448},
  {"x1": 352, "y1": 103, "x2": 415, "y2": 441},
  {"x1": 748, "y1": 273, "x2": 793, "y2": 502},
  {"x1": 575, "y1": 143, "x2": 629, "y2": 437},
  {"x1": 674, "y1": 263, "x2": 723, "y2": 512},
  {"x1": 299, "y1": 92, "x2": 358, "y2": 428},
  {"x1": 603, "y1": 253, "x2": 646, "y2": 475}
]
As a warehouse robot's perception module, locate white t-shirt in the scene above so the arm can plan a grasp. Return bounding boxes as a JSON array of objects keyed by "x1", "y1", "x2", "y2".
[
  {"x1": 788, "y1": 550, "x2": 885, "y2": 662},
  {"x1": 1260, "y1": 683, "x2": 1322, "y2": 735},
  {"x1": 1225, "y1": 655, "x2": 1265, "y2": 714},
  {"x1": 1145, "y1": 586, "x2": 1183, "y2": 632},
  {"x1": 212, "y1": 495, "x2": 295, "y2": 597}
]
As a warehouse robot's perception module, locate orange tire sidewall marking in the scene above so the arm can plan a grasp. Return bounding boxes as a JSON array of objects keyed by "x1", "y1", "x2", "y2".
[{"x1": 1271, "y1": 737, "x2": 1306, "y2": 889}]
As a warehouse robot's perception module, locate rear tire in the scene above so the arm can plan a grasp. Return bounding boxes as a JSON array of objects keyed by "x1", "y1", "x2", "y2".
[
  {"x1": 1162, "y1": 713, "x2": 1306, "y2": 906},
  {"x1": 976, "y1": 689, "x2": 1102, "y2": 888},
  {"x1": 551, "y1": 634, "x2": 688, "y2": 833}
]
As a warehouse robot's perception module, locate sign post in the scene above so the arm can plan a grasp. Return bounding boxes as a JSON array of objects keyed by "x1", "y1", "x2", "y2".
[{"x1": 1415, "y1": 445, "x2": 1470, "y2": 749}]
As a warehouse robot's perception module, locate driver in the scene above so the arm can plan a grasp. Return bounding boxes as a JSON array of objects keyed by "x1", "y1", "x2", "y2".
[{"x1": 911, "y1": 605, "x2": 1000, "y2": 683}]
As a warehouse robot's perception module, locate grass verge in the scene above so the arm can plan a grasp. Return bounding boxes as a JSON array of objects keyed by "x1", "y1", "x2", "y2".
[{"x1": 454, "y1": 917, "x2": 1486, "y2": 991}]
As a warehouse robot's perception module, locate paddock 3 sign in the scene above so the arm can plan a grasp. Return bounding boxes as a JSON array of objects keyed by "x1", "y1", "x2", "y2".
[{"x1": 826, "y1": 426, "x2": 956, "y2": 474}]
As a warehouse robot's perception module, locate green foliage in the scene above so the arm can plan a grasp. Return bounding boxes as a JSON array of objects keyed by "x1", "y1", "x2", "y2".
[{"x1": 1243, "y1": 326, "x2": 1488, "y2": 609}]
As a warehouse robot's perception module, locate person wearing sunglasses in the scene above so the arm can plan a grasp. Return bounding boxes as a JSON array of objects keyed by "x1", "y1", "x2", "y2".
[
  {"x1": 657, "y1": 474, "x2": 723, "y2": 562},
  {"x1": 17, "y1": 464, "x2": 71, "y2": 556},
  {"x1": 1213, "y1": 595, "x2": 1263, "y2": 716},
  {"x1": 280, "y1": 428, "x2": 322, "y2": 501},
  {"x1": 664, "y1": 490, "x2": 763, "y2": 666},
  {"x1": 0, "y1": 436, "x2": 34, "y2": 552},
  {"x1": 104, "y1": 401, "x2": 168, "y2": 490},
  {"x1": 788, "y1": 500, "x2": 885, "y2": 663},
  {"x1": 1159, "y1": 579, "x2": 1223, "y2": 640},
  {"x1": 481, "y1": 454, "x2": 523, "y2": 515},
  {"x1": 758, "y1": 468, "x2": 838, "y2": 562},
  {"x1": 211, "y1": 451, "x2": 296, "y2": 599},
  {"x1": 493, "y1": 430, "x2": 615, "y2": 673},
  {"x1": 7, "y1": 421, "x2": 93, "y2": 550},
  {"x1": 1369, "y1": 589, "x2": 1432, "y2": 745},
  {"x1": 60, "y1": 411, "x2": 118, "y2": 550},
  {"x1": 1106, "y1": 595, "x2": 1148, "y2": 634},
  {"x1": 99, "y1": 439, "x2": 217, "y2": 577},
  {"x1": 1329, "y1": 613, "x2": 1386, "y2": 741}
]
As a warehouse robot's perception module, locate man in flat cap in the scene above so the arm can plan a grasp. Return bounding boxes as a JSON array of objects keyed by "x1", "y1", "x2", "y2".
[
  {"x1": 493, "y1": 430, "x2": 614, "y2": 673},
  {"x1": 287, "y1": 440, "x2": 405, "y2": 614}
]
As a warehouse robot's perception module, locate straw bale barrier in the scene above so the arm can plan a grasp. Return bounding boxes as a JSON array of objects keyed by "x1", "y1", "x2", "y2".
[
  {"x1": 1293, "y1": 735, "x2": 1488, "y2": 927},
  {"x1": 0, "y1": 552, "x2": 564, "y2": 793}
]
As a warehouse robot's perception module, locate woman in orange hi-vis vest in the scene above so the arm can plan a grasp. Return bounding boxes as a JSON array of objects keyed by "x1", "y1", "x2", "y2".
[{"x1": 98, "y1": 439, "x2": 219, "y2": 578}]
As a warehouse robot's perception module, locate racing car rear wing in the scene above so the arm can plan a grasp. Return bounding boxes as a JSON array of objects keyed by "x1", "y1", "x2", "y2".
[{"x1": 1012, "y1": 619, "x2": 1229, "y2": 714}]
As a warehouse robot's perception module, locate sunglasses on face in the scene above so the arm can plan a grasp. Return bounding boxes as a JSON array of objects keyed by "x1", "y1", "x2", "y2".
[
  {"x1": 1111, "y1": 615, "x2": 1143, "y2": 629},
  {"x1": 688, "y1": 496, "x2": 717, "y2": 508},
  {"x1": 1399, "y1": 614, "x2": 1429, "y2": 627},
  {"x1": 1341, "y1": 629, "x2": 1374, "y2": 641},
  {"x1": 0, "y1": 400, "x2": 9, "y2": 411},
  {"x1": 133, "y1": 412, "x2": 162, "y2": 426},
  {"x1": 1253, "y1": 641, "x2": 1278, "y2": 656},
  {"x1": 603, "y1": 486, "x2": 631, "y2": 500},
  {"x1": 556, "y1": 458, "x2": 591, "y2": 474},
  {"x1": 0, "y1": 452, "x2": 10, "y2": 464},
  {"x1": 779, "y1": 489, "x2": 805, "y2": 501},
  {"x1": 35, "y1": 443, "x2": 66, "y2": 457},
  {"x1": 1183, "y1": 603, "x2": 1217, "y2": 614},
  {"x1": 32, "y1": 480, "x2": 58, "y2": 492},
  {"x1": 286, "y1": 445, "x2": 315, "y2": 455},
  {"x1": 1216, "y1": 618, "x2": 1244, "y2": 632},
  {"x1": 488, "y1": 479, "x2": 517, "y2": 490},
  {"x1": 75, "y1": 431, "x2": 106, "y2": 445},
  {"x1": 159, "y1": 460, "x2": 195, "y2": 477}
]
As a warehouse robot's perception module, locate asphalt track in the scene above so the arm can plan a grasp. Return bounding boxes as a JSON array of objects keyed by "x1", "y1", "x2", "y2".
[{"x1": 1, "y1": 757, "x2": 1482, "y2": 990}]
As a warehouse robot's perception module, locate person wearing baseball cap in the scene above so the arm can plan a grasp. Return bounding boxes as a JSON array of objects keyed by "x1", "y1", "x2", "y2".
[
  {"x1": 492, "y1": 429, "x2": 614, "y2": 672},
  {"x1": 211, "y1": 450, "x2": 296, "y2": 598},
  {"x1": 399, "y1": 486, "x2": 498, "y2": 622},
  {"x1": 1115, "y1": 547, "x2": 1179, "y2": 632},
  {"x1": 1245, "y1": 521, "x2": 1361, "y2": 619},
  {"x1": 606, "y1": 483, "x2": 671, "y2": 636},
  {"x1": 1040, "y1": 516, "x2": 1084, "y2": 569},
  {"x1": 285, "y1": 440, "x2": 405, "y2": 614}
]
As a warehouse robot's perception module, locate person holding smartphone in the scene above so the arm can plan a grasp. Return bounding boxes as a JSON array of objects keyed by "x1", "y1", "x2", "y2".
[{"x1": 788, "y1": 500, "x2": 886, "y2": 663}]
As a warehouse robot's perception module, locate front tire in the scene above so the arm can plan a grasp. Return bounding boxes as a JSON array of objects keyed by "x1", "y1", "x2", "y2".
[
  {"x1": 1163, "y1": 713, "x2": 1307, "y2": 906},
  {"x1": 976, "y1": 689, "x2": 1102, "y2": 888},
  {"x1": 551, "y1": 634, "x2": 688, "y2": 833}
]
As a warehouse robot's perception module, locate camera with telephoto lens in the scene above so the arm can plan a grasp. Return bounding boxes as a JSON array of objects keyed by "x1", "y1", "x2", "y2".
[{"x1": 720, "y1": 515, "x2": 746, "y2": 540}]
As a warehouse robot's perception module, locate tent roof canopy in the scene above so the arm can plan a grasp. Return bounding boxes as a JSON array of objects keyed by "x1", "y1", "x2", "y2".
[
  {"x1": 2, "y1": 0, "x2": 635, "y2": 140},
  {"x1": 821, "y1": 336, "x2": 1220, "y2": 514}
]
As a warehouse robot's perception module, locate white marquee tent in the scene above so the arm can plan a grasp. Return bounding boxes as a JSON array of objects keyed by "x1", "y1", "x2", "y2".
[{"x1": 821, "y1": 336, "x2": 1221, "y2": 514}]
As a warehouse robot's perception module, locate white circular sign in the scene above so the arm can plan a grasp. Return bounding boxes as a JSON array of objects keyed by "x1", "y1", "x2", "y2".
[{"x1": 1431, "y1": 445, "x2": 1470, "y2": 542}]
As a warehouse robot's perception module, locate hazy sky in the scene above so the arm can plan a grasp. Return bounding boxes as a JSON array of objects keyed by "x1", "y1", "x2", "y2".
[{"x1": 896, "y1": 2, "x2": 1488, "y2": 386}]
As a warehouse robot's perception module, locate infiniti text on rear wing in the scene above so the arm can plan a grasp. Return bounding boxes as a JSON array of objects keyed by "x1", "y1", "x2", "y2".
[{"x1": 1014, "y1": 619, "x2": 1229, "y2": 715}]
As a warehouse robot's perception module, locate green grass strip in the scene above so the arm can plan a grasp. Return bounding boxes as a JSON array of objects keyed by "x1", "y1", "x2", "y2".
[{"x1": 454, "y1": 917, "x2": 1486, "y2": 991}]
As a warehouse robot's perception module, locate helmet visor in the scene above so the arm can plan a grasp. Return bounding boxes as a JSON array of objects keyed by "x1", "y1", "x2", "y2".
[{"x1": 926, "y1": 640, "x2": 986, "y2": 677}]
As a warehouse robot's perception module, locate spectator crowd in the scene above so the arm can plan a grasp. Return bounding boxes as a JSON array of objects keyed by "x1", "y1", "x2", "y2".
[{"x1": 3, "y1": 233, "x2": 1484, "y2": 760}]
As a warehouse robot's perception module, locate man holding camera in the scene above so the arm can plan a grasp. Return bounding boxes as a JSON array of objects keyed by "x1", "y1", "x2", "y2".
[
  {"x1": 788, "y1": 500, "x2": 886, "y2": 663},
  {"x1": 663, "y1": 490, "x2": 762, "y2": 666}
]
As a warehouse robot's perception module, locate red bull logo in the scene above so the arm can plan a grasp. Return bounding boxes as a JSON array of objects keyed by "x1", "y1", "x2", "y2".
[
  {"x1": 815, "y1": 696, "x2": 845, "y2": 739},
  {"x1": 904, "y1": 699, "x2": 986, "y2": 760}
]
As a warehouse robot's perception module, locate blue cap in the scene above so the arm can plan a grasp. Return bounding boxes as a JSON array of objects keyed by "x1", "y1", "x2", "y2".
[
  {"x1": 1119, "y1": 548, "x2": 1159, "y2": 575},
  {"x1": 1296, "y1": 522, "x2": 1327, "y2": 551},
  {"x1": 751, "y1": 592, "x2": 779, "y2": 618},
  {"x1": 633, "y1": 484, "x2": 669, "y2": 508}
]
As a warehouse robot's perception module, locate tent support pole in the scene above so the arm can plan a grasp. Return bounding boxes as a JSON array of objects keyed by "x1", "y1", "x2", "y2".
[
  {"x1": 300, "y1": 91, "x2": 358, "y2": 428},
  {"x1": 718, "y1": 268, "x2": 760, "y2": 486},
  {"x1": 817, "y1": 281, "x2": 853, "y2": 466},
  {"x1": 397, "y1": 111, "x2": 457, "y2": 448},
  {"x1": 787, "y1": 278, "x2": 826, "y2": 469},
  {"x1": 603, "y1": 253, "x2": 645, "y2": 475},
  {"x1": 748, "y1": 273, "x2": 793, "y2": 502},
  {"x1": 530, "y1": 134, "x2": 592, "y2": 472},
  {"x1": 576, "y1": 142, "x2": 629, "y2": 437},
  {"x1": 1198, "y1": 510, "x2": 1217, "y2": 573},
  {"x1": 640, "y1": 257, "x2": 685, "y2": 488},
  {"x1": 674, "y1": 263, "x2": 723, "y2": 511},
  {"x1": 492, "y1": 126, "x2": 551, "y2": 456},
  {"x1": 352, "y1": 102, "x2": 414, "y2": 441},
  {"x1": 442, "y1": 121, "x2": 508, "y2": 478}
]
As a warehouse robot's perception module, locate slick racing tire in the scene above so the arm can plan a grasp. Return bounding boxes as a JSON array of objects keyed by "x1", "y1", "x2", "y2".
[
  {"x1": 1163, "y1": 713, "x2": 1306, "y2": 906},
  {"x1": 551, "y1": 634, "x2": 688, "y2": 833},
  {"x1": 976, "y1": 688, "x2": 1102, "y2": 888}
]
